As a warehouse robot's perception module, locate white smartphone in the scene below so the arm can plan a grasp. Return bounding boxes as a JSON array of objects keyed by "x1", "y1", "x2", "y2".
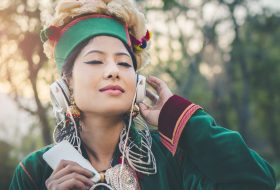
[{"x1": 42, "y1": 140, "x2": 101, "y2": 183}]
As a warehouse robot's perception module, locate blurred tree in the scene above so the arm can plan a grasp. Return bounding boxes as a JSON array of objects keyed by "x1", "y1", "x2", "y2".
[
  {"x1": 220, "y1": 0, "x2": 252, "y2": 143},
  {"x1": 140, "y1": 0, "x2": 251, "y2": 134},
  {"x1": 230, "y1": 11, "x2": 280, "y2": 158},
  {"x1": 140, "y1": 0, "x2": 280, "y2": 157},
  {"x1": 0, "y1": 140, "x2": 18, "y2": 189},
  {"x1": 0, "y1": 0, "x2": 56, "y2": 145}
]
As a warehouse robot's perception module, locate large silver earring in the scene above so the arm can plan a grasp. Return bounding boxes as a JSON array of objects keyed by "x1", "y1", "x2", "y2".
[
  {"x1": 119, "y1": 93, "x2": 157, "y2": 176},
  {"x1": 52, "y1": 84, "x2": 82, "y2": 153},
  {"x1": 119, "y1": 115, "x2": 157, "y2": 175}
]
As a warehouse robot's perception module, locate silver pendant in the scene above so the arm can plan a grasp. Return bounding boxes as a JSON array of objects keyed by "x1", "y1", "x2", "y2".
[{"x1": 105, "y1": 164, "x2": 138, "y2": 190}]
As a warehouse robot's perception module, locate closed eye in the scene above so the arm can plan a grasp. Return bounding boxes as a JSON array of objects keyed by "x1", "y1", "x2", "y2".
[
  {"x1": 84, "y1": 60, "x2": 103, "y2": 64},
  {"x1": 118, "y1": 62, "x2": 132, "y2": 68}
]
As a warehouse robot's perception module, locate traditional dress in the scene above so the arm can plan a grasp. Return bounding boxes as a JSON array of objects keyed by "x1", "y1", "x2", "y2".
[{"x1": 9, "y1": 95, "x2": 276, "y2": 190}]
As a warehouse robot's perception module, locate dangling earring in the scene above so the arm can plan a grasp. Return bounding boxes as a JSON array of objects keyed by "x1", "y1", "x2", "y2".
[
  {"x1": 132, "y1": 104, "x2": 140, "y2": 118},
  {"x1": 67, "y1": 88, "x2": 81, "y2": 119},
  {"x1": 66, "y1": 87, "x2": 81, "y2": 131},
  {"x1": 61, "y1": 86, "x2": 82, "y2": 153},
  {"x1": 51, "y1": 78, "x2": 82, "y2": 152}
]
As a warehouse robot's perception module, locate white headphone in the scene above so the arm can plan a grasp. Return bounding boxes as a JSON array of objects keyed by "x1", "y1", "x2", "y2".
[{"x1": 135, "y1": 74, "x2": 146, "y2": 103}]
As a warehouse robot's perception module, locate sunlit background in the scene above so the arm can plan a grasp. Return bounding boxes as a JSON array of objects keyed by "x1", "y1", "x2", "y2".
[{"x1": 0, "y1": 0, "x2": 280, "y2": 189}]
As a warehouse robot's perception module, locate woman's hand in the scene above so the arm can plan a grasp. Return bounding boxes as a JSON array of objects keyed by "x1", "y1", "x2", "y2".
[
  {"x1": 45, "y1": 160, "x2": 94, "y2": 190},
  {"x1": 139, "y1": 76, "x2": 173, "y2": 127}
]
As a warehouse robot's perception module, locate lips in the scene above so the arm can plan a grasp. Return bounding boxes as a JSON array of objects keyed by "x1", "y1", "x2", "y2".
[{"x1": 99, "y1": 85, "x2": 125, "y2": 93}]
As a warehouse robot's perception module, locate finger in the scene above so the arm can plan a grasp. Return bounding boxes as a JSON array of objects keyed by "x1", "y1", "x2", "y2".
[
  {"x1": 45, "y1": 179, "x2": 58, "y2": 190},
  {"x1": 56, "y1": 172, "x2": 93, "y2": 187},
  {"x1": 139, "y1": 102, "x2": 150, "y2": 115},
  {"x1": 49, "y1": 160, "x2": 93, "y2": 182},
  {"x1": 58, "y1": 178, "x2": 86, "y2": 190},
  {"x1": 148, "y1": 76, "x2": 173, "y2": 103},
  {"x1": 146, "y1": 76, "x2": 162, "y2": 92},
  {"x1": 146, "y1": 89, "x2": 159, "y2": 104},
  {"x1": 139, "y1": 102, "x2": 148, "y2": 110},
  {"x1": 52, "y1": 159, "x2": 76, "y2": 174},
  {"x1": 52, "y1": 164, "x2": 93, "y2": 181},
  {"x1": 147, "y1": 76, "x2": 165, "y2": 90},
  {"x1": 139, "y1": 102, "x2": 159, "y2": 126}
]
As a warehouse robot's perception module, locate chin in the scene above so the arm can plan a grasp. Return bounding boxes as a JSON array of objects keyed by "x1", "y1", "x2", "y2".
[
  {"x1": 82, "y1": 102, "x2": 131, "y2": 117},
  {"x1": 103, "y1": 98, "x2": 132, "y2": 110},
  {"x1": 104, "y1": 105, "x2": 131, "y2": 115}
]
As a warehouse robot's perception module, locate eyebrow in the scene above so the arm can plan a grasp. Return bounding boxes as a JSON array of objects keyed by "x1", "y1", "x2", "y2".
[{"x1": 83, "y1": 50, "x2": 131, "y2": 58}]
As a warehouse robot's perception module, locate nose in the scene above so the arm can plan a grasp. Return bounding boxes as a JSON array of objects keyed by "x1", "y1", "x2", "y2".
[{"x1": 103, "y1": 60, "x2": 120, "y2": 80}]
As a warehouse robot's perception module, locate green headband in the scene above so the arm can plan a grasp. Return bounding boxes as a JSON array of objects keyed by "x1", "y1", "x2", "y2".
[{"x1": 41, "y1": 14, "x2": 133, "y2": 73}]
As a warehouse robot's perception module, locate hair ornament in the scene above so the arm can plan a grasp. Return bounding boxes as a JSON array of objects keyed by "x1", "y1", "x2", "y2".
[
  {"x1": 40, "y1": 26, "x2": 61, "y2": 43},
  {"x1": 130, "y1": 30, "x2": 152, "y2": 52}
]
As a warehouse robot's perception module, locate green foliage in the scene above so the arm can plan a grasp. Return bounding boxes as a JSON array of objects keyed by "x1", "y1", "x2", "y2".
[
  {"x1": 232, "y1": 12, "x2": 280, "y2": 158},
  {"x1": 0, "y1": 125, "x2": 45, "y2": 189},
  {"x1": 272, "y1": 161, "x2": 280, "y2": 189},
  {"x1": 0, "y1": 140, "x2": 18, "y2": 189}
]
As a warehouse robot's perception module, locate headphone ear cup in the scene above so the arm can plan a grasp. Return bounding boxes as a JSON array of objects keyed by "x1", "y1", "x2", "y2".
[
  {"x1": 136, "y1": 74, "x2": 146, "y2": 103},
  {"x1": 50, "y1": 79, "x2": 70, "y2": 114}
]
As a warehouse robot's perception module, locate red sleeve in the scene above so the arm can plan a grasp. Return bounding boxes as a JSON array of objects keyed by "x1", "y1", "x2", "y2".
[{"x1": 158, "y1": 95, "x2": 202, "y2": 155}]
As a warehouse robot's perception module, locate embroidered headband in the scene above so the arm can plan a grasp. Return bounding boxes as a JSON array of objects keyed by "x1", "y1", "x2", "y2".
[{"x1": 40, "y1": 14, "x2": 151, "y2": 72}]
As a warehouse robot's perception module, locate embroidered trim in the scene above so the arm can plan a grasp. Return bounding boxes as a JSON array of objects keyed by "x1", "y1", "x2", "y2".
[
  {"x1": 19, "y1": 162, "x2": 39, "y2": 190},
  {"x1": 159, "y1": 104, "x2": 201, "y2": 155}
]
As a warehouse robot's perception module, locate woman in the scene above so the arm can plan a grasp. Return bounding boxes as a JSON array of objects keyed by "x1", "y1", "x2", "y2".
[{"x1": 10, "y1": 0, "x2": 276, "y2": 189}]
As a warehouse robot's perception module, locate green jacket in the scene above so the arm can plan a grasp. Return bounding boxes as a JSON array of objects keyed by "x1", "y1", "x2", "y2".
[{"x1": 9, "y1": 95, "x2": 276, "y2": 190}]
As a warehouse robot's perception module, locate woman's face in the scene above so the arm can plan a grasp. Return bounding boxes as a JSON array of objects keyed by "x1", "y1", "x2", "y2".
[{"x1": 70, "y1": 36, "x2": 137, "y2": 117}]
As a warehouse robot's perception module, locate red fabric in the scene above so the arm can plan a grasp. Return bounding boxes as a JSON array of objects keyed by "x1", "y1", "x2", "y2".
[
  {"x1": 158, "y1": 95, "x2": 201, "y2": 155},
  {"x1": 158, "y1": 95, "x2": 192, "y2": 139}
]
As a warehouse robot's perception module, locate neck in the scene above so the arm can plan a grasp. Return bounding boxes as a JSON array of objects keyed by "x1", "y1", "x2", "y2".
[{"x1": 79, "y1": 113, "x2": 125, "y2": 171}]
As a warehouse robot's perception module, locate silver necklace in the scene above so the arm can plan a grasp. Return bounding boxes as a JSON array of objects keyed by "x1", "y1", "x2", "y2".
[{"x1": 89, "y1": 163, "x2": 138, "y2": 190}]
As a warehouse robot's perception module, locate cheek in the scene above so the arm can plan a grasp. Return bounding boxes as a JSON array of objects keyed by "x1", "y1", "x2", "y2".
[
  {"x1": 72, "y1": 78, "x2": 88, "y2": 109},
  {"x1": 71, "y1": 67, "x2": 98, "y2": 109},
  {"x1": 126, "y1": 73, "x2": 137, "y2": 95},
  {"x1": 124, "y1": 75, "x2": 137, "y2": 105}
]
